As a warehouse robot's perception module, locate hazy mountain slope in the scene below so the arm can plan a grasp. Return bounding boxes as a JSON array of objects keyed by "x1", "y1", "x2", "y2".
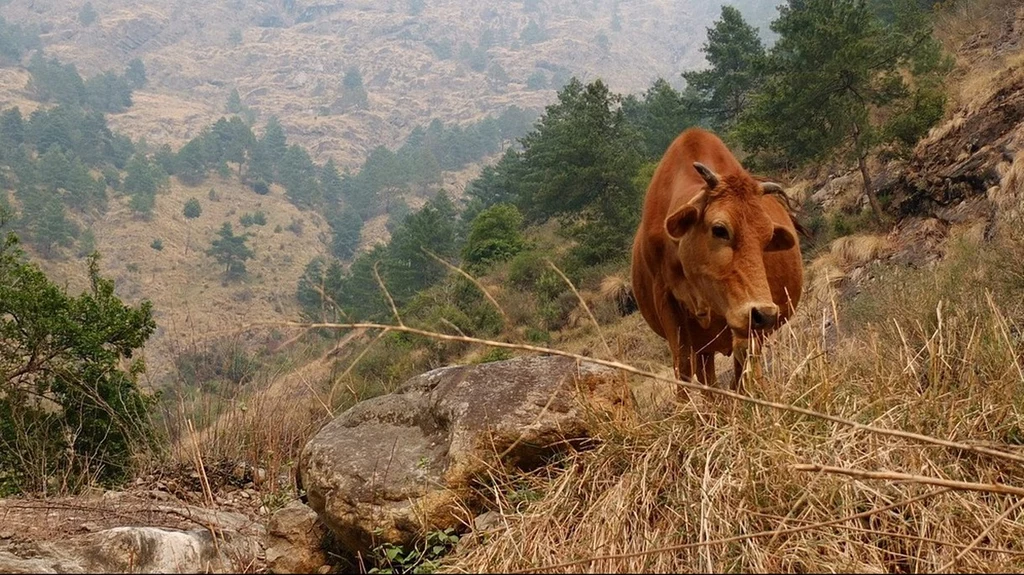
[
  {"x1": 32, "y1": 178, "x2": 331, "y2": 383},
  {"x1": 0, "y1": 0, "x2": 772, "y2": 168}
]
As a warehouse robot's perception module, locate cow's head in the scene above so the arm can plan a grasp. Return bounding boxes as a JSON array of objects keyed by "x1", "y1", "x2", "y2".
[{"x1": 664, "y1": 162, "x2": 797, "y2": 335}]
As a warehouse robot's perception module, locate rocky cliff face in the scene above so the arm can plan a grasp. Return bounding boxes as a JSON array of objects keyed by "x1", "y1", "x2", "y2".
[{"x1": 882, "y1": 4, "x2": 1024, "y2": 241}]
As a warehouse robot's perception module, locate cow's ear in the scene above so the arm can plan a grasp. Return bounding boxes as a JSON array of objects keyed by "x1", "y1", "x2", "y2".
[
  {"x1": 766, "y1": 224, "x2": 797, "y2": 252},
  {"x1": 665, "y1": 205, "x2": 700, "y2": 240}
]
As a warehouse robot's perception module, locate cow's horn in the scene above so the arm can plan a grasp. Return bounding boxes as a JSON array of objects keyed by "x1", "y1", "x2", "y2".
[
  {"x1": 761, "y1": 182, "x2": 785, "y2": 195},
  {"x1": 693, "y1": 162, "x2": 719, "y2": 190}
]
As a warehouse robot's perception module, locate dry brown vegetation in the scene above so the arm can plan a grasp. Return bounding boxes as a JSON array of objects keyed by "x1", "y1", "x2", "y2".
[
  {"x1": 0, "y1": 0, "x2": 758, "y2": 169},
  {"x1": 34, "y1": 175, "x2": 332, "y2": 383},
  {"x1": 431, "y1": 226, "x2": 1024, "y2": 573}
]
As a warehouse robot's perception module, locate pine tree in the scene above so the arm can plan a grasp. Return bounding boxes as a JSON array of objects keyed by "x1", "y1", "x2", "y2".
[
  {"x1": 79, "y1": 2, "x2": 98, "y2": 26},
  {"x1": 183, "y1": 197, "x2": 202, "y2": 254},
  {"x1": 330, "y1": 209, "x2": 363, "y2": 260},
  {"x1": 733, "y1": 0, "x2": 949, "y2": 222},
  {"x1": 123, "y1": 154, "x2": 160, "y2": 217},
  {"x1": 320, "y1": 159, "x2": 345, "y2": 207},
  {"x1": 384, "y1": 191, "x2": 457, "y2": 305},
  {"x1": 512, "y1": 78, "x2": 644, "y2": 266},
  {"x1": 206, "y1": 222, "x2": 254, "y2": 279},
  {"x1": 125, "y1": 58, "x2": 146, "y2": 89},
  {"x1": 227, "y1": 88, "x2": 243, "y2": 114},
  {"x1": 623, "y1": 78, "x2": 696, "y2": 159},
  {"x1": 682, "y1": 6, "x2": 766, "y2": 130},
  {"x1": 260, "y1": 116, "x2": 287, "y2": 180},
  {"x1": 340, "y1": 67, "x2": 370, "y2": 110}
]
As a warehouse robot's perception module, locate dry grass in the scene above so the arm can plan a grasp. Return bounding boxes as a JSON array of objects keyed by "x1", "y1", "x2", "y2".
[
  {"x1": 431, "y1": 232, "x2": 1024, "y2": 573},
  {"x1": 933, "y1": 1, "x2": 1024, "y2": 114},
  {"x1": 156, "y1": 221, "x2": 1024, "y2": 573}
]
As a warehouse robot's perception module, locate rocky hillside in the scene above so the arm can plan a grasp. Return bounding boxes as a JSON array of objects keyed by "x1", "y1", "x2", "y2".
[{"x1": 0, "y1": 0, "x2": 774, "y2": 168}]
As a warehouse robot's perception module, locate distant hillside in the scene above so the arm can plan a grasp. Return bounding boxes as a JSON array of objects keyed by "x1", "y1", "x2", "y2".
[
  {"x1": 0, "y1": 0, "x2": 773, "y2": 169},
  {"x1": 30, "y1": 176, "x2": 331, "y2": 384}
]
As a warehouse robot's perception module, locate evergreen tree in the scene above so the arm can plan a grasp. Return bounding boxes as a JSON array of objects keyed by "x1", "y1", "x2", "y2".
[
  {"x1": 175, "y1": 137, "x2": 209, "y2": 185},
  {"x1": 384, "y1": 191, "x2": 457, "y2": 305},
  {"x1": 733, "y1": 0, "x2": 949, "y2": 221},
  {"x1": 246, "y1": 139, "x2": 275, "y2": 189},
  {"x1": 340, "y1": 67, "x2": 370, "y2": 110},
  {"x1": 682, "y1": 6, "x2": 767, "y2": 130},
  {"x1": 280, "y1": 144, "x2": 320, "y2": 208},
  {"x1": 623, "y1": 78, "x2": 697, "y2": 159},
  {"x1": 29, "y1": 196, "x2": 78, "y2": 257},
  {"x1": 296, "y1": 256, "x2": 346, "y2": 321},
  {"x1": 513, "y1": 78, "x2": 644, "y2": 265},
  {"x1": 320, "y1": 159, "x2": 345, "y2": 207},
  {"x1": 337, "y1": 244, "x2": 390, "y2": 320},
  {"x1": 260, "y1": 116, "x2": 287, "y2": 180},
  {"x1": 330, "y1": 208, "x2": 363, "y2": 260},
  {"x1": 125, "y1": 58, "x2": 147, "y2": 89},
  {"x1": 123, "y1": 154, "x2": 160, "y2": 217},
  {"x1": 227, "y1": 88, "x2": 243, "y2": 114},
  {"x1": 206, "y1": 222, "x2": 254, "y2": 279},
  {"x1": 183, "y1": 197, "x2": 202, "y2": 220},
  {"x1": 79, "y1": 2, "x2": 98, "y2": 26},
  {"x1": 183, "y1": 197, "x2": 202, "y2": 254},
  {"x1": 462, "y1": 149, "x2": 519, "y2": 223}
]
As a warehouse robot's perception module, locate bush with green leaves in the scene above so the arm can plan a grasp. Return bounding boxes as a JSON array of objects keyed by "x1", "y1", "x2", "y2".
[
  {"x1": 462, "y1": 203, "x2": 525, "y2": 271},
  {"x1": 0, "y1": 234, "x2": 156, "y2": 493},
  {"x1": 369, "y1": 528, "x2": 460, "y2": 574}
]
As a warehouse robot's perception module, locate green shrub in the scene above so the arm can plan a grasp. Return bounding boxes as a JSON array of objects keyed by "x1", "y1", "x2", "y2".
[
  {"x1": 369, "y1": 528, "x2": 460, "y2": 574},
  {"x1": 1, "y1": 241, "x2": 156, "y2": 493}
]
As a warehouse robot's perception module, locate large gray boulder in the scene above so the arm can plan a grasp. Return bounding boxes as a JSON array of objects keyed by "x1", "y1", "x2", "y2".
[{"x1": 299, "y1": 355, "x2": 630, "y2": 554}]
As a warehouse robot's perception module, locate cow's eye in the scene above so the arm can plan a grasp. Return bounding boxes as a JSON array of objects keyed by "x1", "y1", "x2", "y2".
[{"x1": 711, "y1": 225, "x2": 730, "y2": 240}]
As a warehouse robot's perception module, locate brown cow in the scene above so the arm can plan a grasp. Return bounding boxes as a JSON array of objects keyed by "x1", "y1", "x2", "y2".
[{"x1": 630, "y1": 127, "x2": 803, "y2": 393}]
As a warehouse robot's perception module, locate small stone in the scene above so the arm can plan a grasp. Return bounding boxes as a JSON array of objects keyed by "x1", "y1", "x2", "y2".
[
  {"x1": 473, "y1": 511, "x2": 501, "y2": 533},
  {"x1": 259, "y1": 506, "x2": 269, "y2": 515},
  {"x1": 318, "y1": 566, "x2": 332, "y2": 574}
]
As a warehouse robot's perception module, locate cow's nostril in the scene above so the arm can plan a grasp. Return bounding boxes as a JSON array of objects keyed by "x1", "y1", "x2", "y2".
[
  {"x1": 750, "y1": 308, "x2": 765, "y2": 328},
  {"x1": 750, "y1": 306, "x2": 778, "y2": 330}
]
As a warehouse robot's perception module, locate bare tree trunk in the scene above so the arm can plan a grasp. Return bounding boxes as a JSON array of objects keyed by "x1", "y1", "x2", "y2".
[{"x1": 858, "y1": 153, "x2": 885, "y2": 224}]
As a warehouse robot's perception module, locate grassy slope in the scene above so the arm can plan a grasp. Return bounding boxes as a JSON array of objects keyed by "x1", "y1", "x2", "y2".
[{"x1": 33, "y1": 176, "x2": 331, "y2": 385}]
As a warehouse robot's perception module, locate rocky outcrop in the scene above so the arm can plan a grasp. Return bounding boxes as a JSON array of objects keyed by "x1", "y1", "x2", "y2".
[
  {"x1": 0, "y1": 526, "x2": 260, "y2": 574},
  {"x1": 882, "y1": 7, "x2": 1024, "y2": 224},
  {"x1": 298, "y1": 355, "x2": 631, "y2": 554},
  {"x1": 266, "y1": 501, "x2": 329, "y2": 574}
]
